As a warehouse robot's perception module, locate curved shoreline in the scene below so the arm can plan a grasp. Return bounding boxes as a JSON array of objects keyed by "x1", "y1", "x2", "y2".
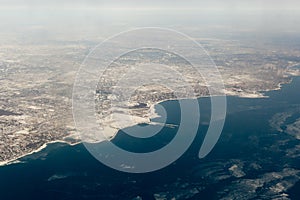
[
  {"x1": 0, "y1": 78, "x2": 296, "y2": 168},
  {"x1": 0, "y1": 140, "x2": 80, "y2": 167}
]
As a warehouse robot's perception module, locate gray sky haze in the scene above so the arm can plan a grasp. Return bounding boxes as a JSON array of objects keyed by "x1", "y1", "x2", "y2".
[{"x1": 0, "y1": 0, "x2": 299, "y2": 43}]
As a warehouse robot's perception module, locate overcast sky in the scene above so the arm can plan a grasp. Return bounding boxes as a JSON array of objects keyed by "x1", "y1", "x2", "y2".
[
  {"x1": 0, "y1": 0, "x2": 299, "y2": 43},
  {"x1": 0, "y1": 0, "x2": 299, "y2": 10}
]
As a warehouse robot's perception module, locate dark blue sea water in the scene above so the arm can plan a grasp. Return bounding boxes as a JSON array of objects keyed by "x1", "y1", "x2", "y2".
[{"x1": 1, "y1": 77, "x2": 300, "y2": 200}]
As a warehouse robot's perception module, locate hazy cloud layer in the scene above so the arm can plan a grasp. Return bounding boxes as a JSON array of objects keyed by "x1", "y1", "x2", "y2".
[{"x1": 0, "y1": 0, "x2": 299, "y2": 10}]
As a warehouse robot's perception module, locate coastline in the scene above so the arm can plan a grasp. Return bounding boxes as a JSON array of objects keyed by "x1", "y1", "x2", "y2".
[
  {"x1": 0, "y1": 77, "x2": 297, "y2": 168},
  {"x1": 0, "y1": 140, "x2": 81, "y2": 167}
]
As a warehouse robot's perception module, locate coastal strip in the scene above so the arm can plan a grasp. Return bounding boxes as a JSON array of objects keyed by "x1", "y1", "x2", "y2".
[{"x1": 0, "y1": 140, "x2": 80, "y2": 167}]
